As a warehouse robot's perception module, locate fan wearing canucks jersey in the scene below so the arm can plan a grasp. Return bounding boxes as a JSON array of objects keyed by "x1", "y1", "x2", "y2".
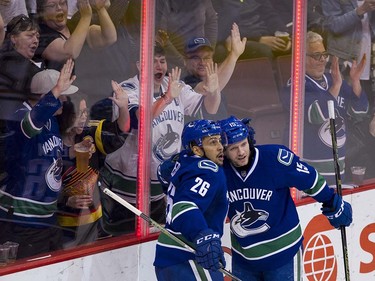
[
  {"x1": 0, "y1": 59, "x2": 78, "y2": 259},
  {"x1": 99, "y1": 43, "x2": 221, "y2": 236},
  {"x1": 154, "y1": 120, "x2": 228, "y2": 281},
  {"x1": 220, "y1": 116, "x2": 353, "y2": 281},
  {"x1": 281, "y1": 31, "x2": 368, "y2": 185}
]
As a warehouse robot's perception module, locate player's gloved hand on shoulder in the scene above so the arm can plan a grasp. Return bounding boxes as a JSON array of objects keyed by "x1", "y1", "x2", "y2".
[
  {"x1": 194, "y1": 229, "x2": 225, "y2": 271},
  {"x1": 157, "y1": 153, "x2": 179, "y2": 194},
  {"x1": 321, "y1": 193, "x2": 352, "y2": 228}
]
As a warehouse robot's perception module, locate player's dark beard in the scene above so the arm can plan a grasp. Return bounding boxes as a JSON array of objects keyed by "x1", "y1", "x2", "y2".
[
  {"x1": 201, "y1": 148, "x2": 220, "y2": 165},
  {"x1": 201, "y1": 149, "x2": 209, "y2": 161}
]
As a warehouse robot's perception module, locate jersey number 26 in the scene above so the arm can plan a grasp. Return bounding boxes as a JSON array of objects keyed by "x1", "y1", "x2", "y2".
[{"x1": 191, "y1": 177, "x2": 210, "y2": 197}]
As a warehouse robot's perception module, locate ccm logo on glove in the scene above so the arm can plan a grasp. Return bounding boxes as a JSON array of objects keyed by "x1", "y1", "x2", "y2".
[
  {"x1": 322, "y1": 193, "x2": 352, "y2": 229},
  {"x1": 196, "y1": 233, "x2": 220, "y2": 244}
]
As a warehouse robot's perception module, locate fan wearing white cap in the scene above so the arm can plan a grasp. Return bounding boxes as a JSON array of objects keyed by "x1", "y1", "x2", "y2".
[
  {"x1": 29, "y1": 58, "x2": 78, "y2": 116},
  {"x1": 0, "y1": 59, "x2": 79, "y2": 259},
  {"x1": 30, "y1": 58, "x2": 78, "y2": 100}
]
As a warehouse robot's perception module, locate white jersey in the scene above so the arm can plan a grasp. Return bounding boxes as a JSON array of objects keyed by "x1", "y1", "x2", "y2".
[{"x1": 106, "y1": 75, "x2": 203, "y2": 183}]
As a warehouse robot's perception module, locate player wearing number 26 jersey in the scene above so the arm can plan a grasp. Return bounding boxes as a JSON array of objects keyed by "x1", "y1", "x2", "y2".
[
  {"x1": 154, "y1": 150, "x2": 228, "y2": 266},
  {"x1": 154, "y1": 120, "x2": 228, "y2": 281}
]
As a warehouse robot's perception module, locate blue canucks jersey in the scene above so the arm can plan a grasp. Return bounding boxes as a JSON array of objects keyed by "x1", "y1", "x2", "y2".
[
  {"x1": 282, "y1": 73, "x2": 368, "y2": 184},
  {"x1": 0, "y1": 92, "x2": 63, "y2": 227},
  {"x1": 225, "y1": 144, "x2": 334, "y2": 271},
  {"x1": 154, "y1": 151, "x2": 228, "y2": 268}
]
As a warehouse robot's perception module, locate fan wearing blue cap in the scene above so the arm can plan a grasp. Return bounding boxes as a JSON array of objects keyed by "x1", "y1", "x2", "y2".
[
  {"x1": 182, "y1": 24, "x2": 247, "y2": 122},
  {"x1": 154, "y1": 119, "x2": 228, "y2": 281},
  {"x1": 219, "y1": 116, "x2": 353, "y2": 281}
]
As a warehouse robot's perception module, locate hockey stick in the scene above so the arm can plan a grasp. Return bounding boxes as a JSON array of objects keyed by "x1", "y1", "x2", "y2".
[
  {"x1": 327, "y1": 100, "x2": 350, "y2": 281},
  {"x1": 102, "y1": 187, "x2": 242, "y2": 281}
]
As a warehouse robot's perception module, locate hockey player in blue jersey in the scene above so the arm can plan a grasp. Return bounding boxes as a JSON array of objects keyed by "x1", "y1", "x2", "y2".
[
  {"x1": 154, "y1": 119, "x2": 228, "y2": 281},
  {"x1": 220, "y1": 116, "x2": 353, "y2": 281},
  {"x1": 0, "y1": 59, "x2": 78, "y2": 259}
]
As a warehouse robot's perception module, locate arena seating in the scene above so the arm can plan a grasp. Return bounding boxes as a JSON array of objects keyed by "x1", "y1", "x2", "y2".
[
  {"x1": 223, "y1": 57, "x2": 289, "y2": 145},
  {"x1": 275, "y1": 54, "x2": 292, "y2": 90}
]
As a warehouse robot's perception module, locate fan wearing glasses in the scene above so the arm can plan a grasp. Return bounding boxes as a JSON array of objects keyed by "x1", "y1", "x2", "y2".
[
  {"x1": 34, "y1": 0, "x2": 116, "y2": 71},
  {"x1": 183, "y1": 23, "x2": 247, "y2": 122},
  {"x1": 282, "y1": 31, "x2": 369, "y2": 185}
]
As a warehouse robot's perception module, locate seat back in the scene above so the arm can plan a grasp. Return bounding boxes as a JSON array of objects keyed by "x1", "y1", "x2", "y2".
[
  {"x1": 223, "y1": 57, "x2": 287, "y2": 144},
  {"x1": 224, "y1": 57, "x2": 280, "y2": 112},
  {"x1": 275, "y1": 54, "x2": 292, "y2": 90}
]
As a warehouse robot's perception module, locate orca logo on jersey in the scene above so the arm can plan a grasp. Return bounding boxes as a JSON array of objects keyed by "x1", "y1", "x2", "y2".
[
  {"x1": 154, "y1": 124, "x2": 180, "y2": 162},
  {"x1": 320, "y1": 111, "x2": 345, "y2": 148},
  {"x1": 198, "y1": 160, "x2": 219, "y2": 172},
  {"x1": 45, "y1": 156, "x2": 63, "y2": 192},
  {"x1": 230, "y1": 202, "x2": 270, "y2": 238}
]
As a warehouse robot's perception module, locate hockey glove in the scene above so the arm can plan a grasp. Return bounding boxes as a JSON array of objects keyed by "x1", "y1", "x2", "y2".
[
  {"x1": 194, "y1": 229, "x2": 225, "y2": 271},
  {"x1": 157, "y1": 153, "x2": 179, "y2": 194},
  {"x1": 321, "y1": 193, "x2": 352, "y2": 228}
]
